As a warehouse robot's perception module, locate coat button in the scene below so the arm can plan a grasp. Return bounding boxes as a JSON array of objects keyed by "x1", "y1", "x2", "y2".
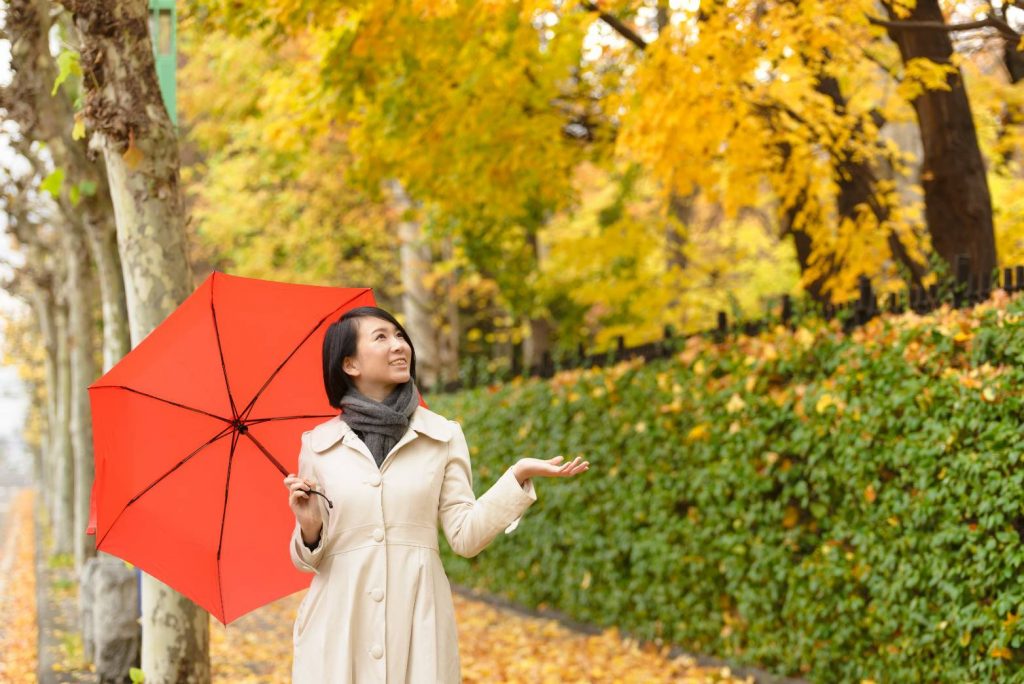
[
  {"x1": 372, "y1": 527, "x2": 384, "y2": 542},
  {"x1": 370, "y1": 644, "x2": 383, "y2": 659},
  {"x1": 371, "y1": 588, "x2": 384, "y2": 602},
  {"x1": 368, "y1": 475, "x2": 381, "y2": 487}
]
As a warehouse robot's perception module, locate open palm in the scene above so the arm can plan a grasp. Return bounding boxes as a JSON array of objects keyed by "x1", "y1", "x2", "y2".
[{"x1": 517, "y1": 455, "x2": 590, "y2": 480}]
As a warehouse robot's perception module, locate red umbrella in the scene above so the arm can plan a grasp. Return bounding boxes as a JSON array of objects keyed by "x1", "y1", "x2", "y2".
[{"x1": 86, "y1": 271, "x2": 416, "y2": 624}]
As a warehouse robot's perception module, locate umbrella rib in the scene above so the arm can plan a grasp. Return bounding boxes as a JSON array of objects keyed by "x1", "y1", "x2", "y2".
[
  {"x1": 242, "y1": 429, "x2": 334, "y2": 508},
  {"x1": 96, "y1": 424, "x2": 235, "y2": 549},
  {"x1": 90, "y1": 385, "x2": 233, "y2": 424},
  {"x1": 237, "y1": 289, "x2": 371, "y2": 422},
  {"x1": 245, "y1": 414, "x2": 336, "y2": 425},
  {"x1": 216, "y1": 430, "x2": 240, "y2": 624},
  {"x1": 210, "y1": 272, "x2": 240, "y2": 420}
]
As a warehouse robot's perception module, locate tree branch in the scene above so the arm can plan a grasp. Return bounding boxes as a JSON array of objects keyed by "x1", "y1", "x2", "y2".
[
  {"x1": 867, "y1": 14, "x2": 1021, "y2": 42},
  {"x1": 580, "y1": 1, "x2": 649, "y2": 51}
]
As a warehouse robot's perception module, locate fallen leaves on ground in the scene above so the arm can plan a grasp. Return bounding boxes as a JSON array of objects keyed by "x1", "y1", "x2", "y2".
[
  {"x1": 453, "y1": 592, "x2": 752, "y2": 683},
  {"x1": 211, "y1": 586, "x2": 751, "y2": 683},
  {"x1": 0, "y1": 489, "x2": 38, "y2": 681}
]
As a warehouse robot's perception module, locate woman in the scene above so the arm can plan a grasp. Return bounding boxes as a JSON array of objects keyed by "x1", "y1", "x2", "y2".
[{"x1": 282, "y1": 306, "x2": 590, "y2": 683}]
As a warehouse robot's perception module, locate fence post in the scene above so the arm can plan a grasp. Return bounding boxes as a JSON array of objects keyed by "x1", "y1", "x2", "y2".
[
  {"x1": 887, "y1": 292, "x2": 898, "y2": 313},
  {"x1": 978, "y1": 269, "x2": 991, "y2": 303},
  {"x1": 541, "y1": 350, "x2": 553, "y2": 377},
  {"x1": 857, "y1": 275, "x2": 874, "y2": 325},
  {"x1": 954, "y1": 254, "x2": 970, "y2": 307},
  {"x1": 1003, "y1": 267, "x2": 1014, "y2": 294},
  {"x1": 1016, "y1": 266, "x2": 1024, "y2": 295},
  {"x1": 781, "y1": 294, "x2": 793, "y2": 328},
  {"x1": 576, "y1": 342, "x2": 586, "y2": 368},
  {"x1": 715, "y1": 311, "x2": 728, "y2": 342},
  {"x1": 615, "y1": 335, "x2": 625, "y2": 361},
  {"x1": 662, "y1": 325, "x2": 675, "y2": 356}
]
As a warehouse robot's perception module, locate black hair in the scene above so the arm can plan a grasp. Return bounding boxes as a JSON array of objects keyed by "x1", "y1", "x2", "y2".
[{"x1": 322, "y1": 306, "x2": 417, "y2": 409}]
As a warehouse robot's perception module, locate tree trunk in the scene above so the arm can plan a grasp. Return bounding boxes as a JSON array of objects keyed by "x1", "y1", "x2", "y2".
[
  {"x1": 387, "y1": 179, "x2": 440, "y2": 390},
  {"x1": 883, "y1": 0, "x2": 997, "y2": 278},
  {"x1": 3, "y1": 1, "x2": 140, "y2": 678},
  {"x1": 522, "y1": 231, "x2": 554, "y2": 371},
  {"x1": 62, "y1": 222, "x2": 98, "y2": 570},
  {"x1": 57, "y1": 0, "x2": 208, "y2": 680},
  {"x1": 666, "y1": 189, "x2": 695, "y2": 273},
  {"x1": 5, "y1": 0, "x2": 129, "y2": 372},
  {"x1": 522, "y1": 316, "x2": 554, "y2": 372},
  {"x1": 816, "y1": 74, "x2": 929, "y2": 289},
  {"x1": 439, "y1": 236, "x2": 460, "y2": 386},
  {"x1": 53, "y1": 290, "x2": 75, "y2": 554},
  {"x1": 83, "y1": 211, "x2": 130, "y2": 372},
  {"x1": 655, "y1": 0, "x2": 694, "y2": 303},
  {"x1": 27, "y1": 279, "x2": 59, "y2": 519}
]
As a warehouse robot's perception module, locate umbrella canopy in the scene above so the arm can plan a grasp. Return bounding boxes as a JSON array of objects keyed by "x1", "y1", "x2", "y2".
[{"x1": 87, "y1": 271, "x2": 400, "y2": 624}]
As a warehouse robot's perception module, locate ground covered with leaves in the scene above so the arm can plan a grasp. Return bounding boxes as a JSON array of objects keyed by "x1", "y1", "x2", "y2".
[
  {"x1": 210, "y1": 587, "x2": 751, "y2": 683},
  {"x1": 0, "y1": 485, "x2": 746, "y2": 683},
  {"x1": 0, "y1": 488, "x2": 37, "y2": 681}
]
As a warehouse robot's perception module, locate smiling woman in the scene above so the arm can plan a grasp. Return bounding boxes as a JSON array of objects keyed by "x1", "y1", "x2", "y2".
[
  {"x1": 282, "y1": 305, "x2": 589, "y2": 682},
  {"x1": 321, "y1": 306, "x2": 416, "y2": 406}
]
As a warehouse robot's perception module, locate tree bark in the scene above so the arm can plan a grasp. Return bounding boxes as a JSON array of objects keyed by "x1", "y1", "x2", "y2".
[
  {"x1": 27, "y1": 277, "x2": 59, "y2": 519},
  {"x1": 883, "y1": 0, "x2": 997, "y2": 278},
  {"x1": 57, "y1": 0, "x2": 208, "y2": 680},
  {"x1": 53, "y1": 286, "x2": 75, "y2": 554},
  {"x1": 655, "y1": 1, "x2": 695, "y2": 304},
  {"x1": 816, "y1": 75, "x2": 929, "y2": 289},
  {"x1": 666, "y1": 190, "x2": 695, "y2": 275},
  {"x1": 387, "y1": 179, "x2": 441, "y2": 390},
  {"x1": 522, "y1": 230, "x2": 554, "y2": 371},
  {"x1": 84, "y1": 211, "x2": 131, "y2": 372},
  {"x1": 3, "y1": 1, "x2": 138, "y2": 678},
  {"x1": 439, "y1": 236, "x2": 461, "y2": 386},
  {"x1": 61, "y1": 222, "x2": 98, "y2": 570}
]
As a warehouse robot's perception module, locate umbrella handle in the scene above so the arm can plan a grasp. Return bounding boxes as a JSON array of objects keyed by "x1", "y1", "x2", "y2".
[{"x1": 305, "y1": 487, "x2": 334, "y2": 509}]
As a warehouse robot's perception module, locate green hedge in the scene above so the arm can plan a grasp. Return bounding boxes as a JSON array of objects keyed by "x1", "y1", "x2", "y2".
[{"x1": 429, "y1": 292, "x2": 1024, "y2": 682}]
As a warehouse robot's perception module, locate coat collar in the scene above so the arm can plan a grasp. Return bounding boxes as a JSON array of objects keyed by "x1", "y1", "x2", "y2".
[{"x1": 309, "y1": 405, "x2": 453, "y2": 454}]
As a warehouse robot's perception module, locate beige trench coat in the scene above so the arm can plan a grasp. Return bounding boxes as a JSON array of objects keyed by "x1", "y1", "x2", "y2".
[{"x1": 289, "y1": 405, "x2": 538, "y2": 683}]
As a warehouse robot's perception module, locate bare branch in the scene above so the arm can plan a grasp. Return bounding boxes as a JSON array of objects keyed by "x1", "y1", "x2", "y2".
[
  {"x1": 580, "y1": 1, "x2": 649, "y2": 51},
  {"x1": 867, "y1": 14, "x2": 1022, "y2": 42}
]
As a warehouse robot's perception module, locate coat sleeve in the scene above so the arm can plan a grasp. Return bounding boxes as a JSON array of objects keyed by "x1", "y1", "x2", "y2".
[
  {"x1": 438, "y1": 420, "x2": 537, "y2": 558},
  {"x1": 289, "y1": 431, "x2": 330, "y2": 574}
]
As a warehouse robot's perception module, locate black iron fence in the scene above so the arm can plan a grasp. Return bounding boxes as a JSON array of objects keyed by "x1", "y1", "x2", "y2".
[{"x1": 434, "y1": 254, "x2": 1014, "y2": 394}]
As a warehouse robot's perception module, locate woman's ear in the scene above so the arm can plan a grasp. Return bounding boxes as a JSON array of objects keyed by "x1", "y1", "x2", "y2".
[{"x1": 342, "y1": 357, "x2": 360, "y2": 377}]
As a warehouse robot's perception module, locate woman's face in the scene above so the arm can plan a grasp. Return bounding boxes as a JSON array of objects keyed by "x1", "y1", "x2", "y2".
[{"x1": 342, "y1": 317, "x2": 412, "y2": 400}]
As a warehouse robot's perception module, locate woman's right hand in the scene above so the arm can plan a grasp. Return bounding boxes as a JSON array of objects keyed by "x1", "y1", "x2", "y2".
[{"x1": 283, "y1": 473, "x2": 323, "y2": 542}]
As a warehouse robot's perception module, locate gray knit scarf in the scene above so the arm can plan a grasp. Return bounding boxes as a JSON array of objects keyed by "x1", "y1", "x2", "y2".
[{"x1": 339, "y1": 379, "x2": 420, "y2": 468}]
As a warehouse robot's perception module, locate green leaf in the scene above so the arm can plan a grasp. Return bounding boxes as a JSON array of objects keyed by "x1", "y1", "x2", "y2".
[
  {"x1": 51, "y1": 50, "x2": 82, "y2": 96},
  {"x1": 39, "y1": 168, "x2": 65, "y2": 198},
  {"x1": 78, "y1": 180, "x2": 97, "y2": 197},
  {"x1": 72, "y1": 117, "x2": 86, "y2": 141},
  {"x1": 129, "y1": 667, "x2": 145, "y2": 683},
  {"x1": 69, "y1": 184, "x2": 81, "y2": 207}
]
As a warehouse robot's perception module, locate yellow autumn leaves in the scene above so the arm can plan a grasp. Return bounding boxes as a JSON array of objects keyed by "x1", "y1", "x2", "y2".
[
  {"x1": 0, "y1": 490, "x2": 38, "y2": 681},
  {"x1": 207, "y1": 584, "x2": 754, "y2": 683}
]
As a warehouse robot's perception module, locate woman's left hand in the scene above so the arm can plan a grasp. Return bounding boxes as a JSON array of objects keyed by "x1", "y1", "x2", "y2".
[{"x1": 513, "y1": 455, "x2": 590, "y2": 484}]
